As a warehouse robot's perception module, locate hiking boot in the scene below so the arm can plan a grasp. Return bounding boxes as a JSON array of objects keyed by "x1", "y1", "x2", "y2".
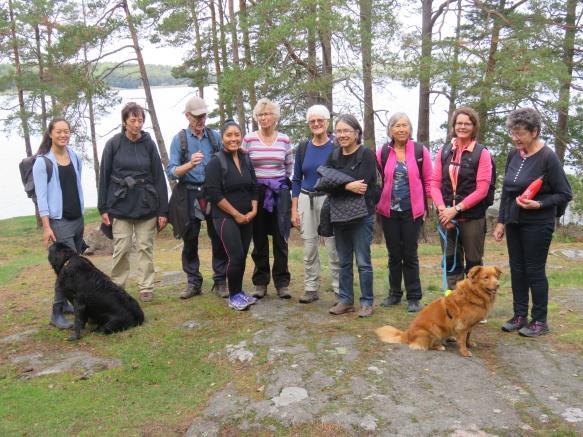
[
  {"x1": 180, "y1": 284, "x2": 201, "y2": 299},
  {"x1": 299, "y1": 290, "x2": 319, "y2": 304},
  {"x1": 358, "y1": 305, "x2": 374, "y2": 317},
  {"x1": 63, "y1": 300, "x2": 75, "y2": 314},
  {"x1": 407, "y1": 300, "x2": 422, "y2": 313},
  {"x1": 501, "y1": 315, "x2": 527, "y2": 332},
  {"x1": 212, "y1": 283, "x2": 229, "y2": 298},
  {"x1": 329, "y1": 303, "x2": 355, "y2": 315},
  {"x1": 276, "y1": 286, "x2": 291, "y2": 299},
  {"x1": 380, "y1": 294, "x2": 402, "y2": 307},
  {"x1": 49, "y1": 303, "x2": 73, "y2": 329},
  {"x1": 228, "y1": 293, "x2": 251, "y2": 311},
  {"x1": 252, "y1": 285, "x2": 267, "y2": 299},
  {"x1": 518, "y1": 321, "x2": 550, "y2": 337},
  {"x1": 241, "y1": 292, "x2": 257, "y2": 306}
]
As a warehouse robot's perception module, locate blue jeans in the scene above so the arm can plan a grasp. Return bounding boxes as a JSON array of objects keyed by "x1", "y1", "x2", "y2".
[{"x1": 333, "y1": 215, "x2": 374, "y2": 307}]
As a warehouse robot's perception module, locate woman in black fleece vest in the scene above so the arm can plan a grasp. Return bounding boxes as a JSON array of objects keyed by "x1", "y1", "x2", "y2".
[{"x1": 494, "y1": 108, "x2": 572, "y2": 337}]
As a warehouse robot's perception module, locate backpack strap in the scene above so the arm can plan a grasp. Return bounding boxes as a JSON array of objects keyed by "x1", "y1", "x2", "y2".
[
  {"x1": 296, "y1": 139, "x2": 309, "y2": 171},
  {"x1": 41, "y1": 155, "x2": 54, "y2": 184},
  {"x1": 414, "y1": 141, "x2": 425, "y2": 192},
  {"x1": 205, "y1": 127, "x2": 220, "y2": 153},
  {"x1": 178, "y1": 129, "x2": 189, "y2": 164},
  {"x1": 216, "y1": 150, "x2": 229, "y2": 177},
  {"x1": 380, "y1": 143, "x2": 390, "y2": 179}
]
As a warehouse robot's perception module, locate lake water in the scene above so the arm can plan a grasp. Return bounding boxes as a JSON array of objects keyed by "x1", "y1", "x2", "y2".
[
  {"x1": 2, "y1": 84, "x2": 578, "y2": 224},
  {"x1": 1, "y1": 83, "x2": 451, "y2": 220}
]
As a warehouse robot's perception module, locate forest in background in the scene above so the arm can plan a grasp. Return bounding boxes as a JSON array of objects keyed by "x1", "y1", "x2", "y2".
[{"x1": 0, "y1": 0, "x2": 581, "y2": 218}]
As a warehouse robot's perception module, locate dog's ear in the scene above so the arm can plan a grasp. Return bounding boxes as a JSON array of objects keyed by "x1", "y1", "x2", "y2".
[
  {"x1": 495, "y1": 266, "x2": 502, "y2": 278},
  {"x1": 467, "y1": 266, "x2": 482, "y2": 280}
]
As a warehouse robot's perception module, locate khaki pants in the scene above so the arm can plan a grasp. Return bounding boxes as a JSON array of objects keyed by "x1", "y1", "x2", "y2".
[
  {"x1": 298, "y1": 192, "x2": 340, "y2": 293},
  {"x1": 111, "y1": 217, "x2": 157, "y2": 292}
]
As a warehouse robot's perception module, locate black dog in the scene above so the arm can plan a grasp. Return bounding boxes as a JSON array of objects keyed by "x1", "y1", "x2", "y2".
[{"x1": 48, "y1": 242, "x2": 145, "y2": 340}]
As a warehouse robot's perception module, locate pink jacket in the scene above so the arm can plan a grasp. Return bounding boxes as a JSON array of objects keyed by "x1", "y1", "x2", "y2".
[{"x1": 376, "y1": 140, "x2": 433, "y2": 219}]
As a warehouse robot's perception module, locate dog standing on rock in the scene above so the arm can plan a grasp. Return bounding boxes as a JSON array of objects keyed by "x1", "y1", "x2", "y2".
[
  {"x1": 48, "y1": 242, "x2": 145, "y2": 340},
  {"x1": 376, "y1": 266, "x2": 501, "y2": 357}
]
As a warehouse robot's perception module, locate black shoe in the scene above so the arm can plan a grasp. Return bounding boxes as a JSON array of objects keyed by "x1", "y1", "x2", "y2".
[
  {"x1": 501, "y1": 315, "x2": 528, "y2": 332},
  {"x1": 49, "y1": 303, "x2": 73, "y2": 329},
  {"x1": 407, "y1": 300, "x2": 422, "y2": 313},
  {"x1": 380, "y1": 295, "x2": 402, "y2": 307}
]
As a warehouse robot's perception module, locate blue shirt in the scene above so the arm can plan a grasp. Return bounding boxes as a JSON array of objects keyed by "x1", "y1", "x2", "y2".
[
  {"x1": 166, "y1": 127, "x2": 222, "y2": 184},
  {"x1": 32, "y1": 146, "x2": 84, "y2": 219},
  {"x1": 291, "y1": 139, "x2": 334, "y2": 197}
]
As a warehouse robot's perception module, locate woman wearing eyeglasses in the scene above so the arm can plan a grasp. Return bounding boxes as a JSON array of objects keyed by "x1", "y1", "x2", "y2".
[
  {"x1": 291, "y1": 105, "x2": 340, "y2": 304},
  {"x1": 242, "y1": 98, "x2": 293, "y2": 300},
  {"x1": 430, "y1": 106, "x2": 493, "y2": 290},
  {"x1": 323, "y1": 114, "x2": 378, "y2": 317}
]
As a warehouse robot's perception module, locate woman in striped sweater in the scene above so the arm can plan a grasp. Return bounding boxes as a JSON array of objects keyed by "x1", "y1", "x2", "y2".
[{"x1": 243, "y1": 98, "x2": 293, "y2": 299}]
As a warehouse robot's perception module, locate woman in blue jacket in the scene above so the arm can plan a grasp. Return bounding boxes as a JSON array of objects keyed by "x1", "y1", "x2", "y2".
[{"x1": 33, "y1": 117, "x2": 84, "y2": 329}]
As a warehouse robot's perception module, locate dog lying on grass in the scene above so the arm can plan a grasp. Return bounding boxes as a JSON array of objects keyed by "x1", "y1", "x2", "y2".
[
  {"x1": 375, "y1": 266, "x2": 501, "y2": 357},
  {"x1": 48, "y1": 242, "x2": 145, "y2": 341}
]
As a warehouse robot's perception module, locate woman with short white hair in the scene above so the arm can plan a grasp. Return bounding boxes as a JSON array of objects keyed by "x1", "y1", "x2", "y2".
[
  {"x1": 243, "y1": 98, "x2": 293, "y2": 299},
  {"x1": 291, "y1": 105, "x2": 340, "y2": 303}
]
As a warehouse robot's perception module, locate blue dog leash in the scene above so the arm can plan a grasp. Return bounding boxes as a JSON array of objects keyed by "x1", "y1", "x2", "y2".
[{"x1": 437, "y1": 220, "x2": 459, "y2": 295}]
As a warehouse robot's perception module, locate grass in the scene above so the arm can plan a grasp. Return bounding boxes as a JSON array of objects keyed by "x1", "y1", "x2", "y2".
[{"x1": 1, "y1": 211, "x2": 582, "y2": 435}]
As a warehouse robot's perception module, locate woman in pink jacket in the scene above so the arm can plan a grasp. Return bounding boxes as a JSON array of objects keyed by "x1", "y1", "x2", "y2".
[{"x1": 377, "y1": 113, "x2": 433, "y2": 312}]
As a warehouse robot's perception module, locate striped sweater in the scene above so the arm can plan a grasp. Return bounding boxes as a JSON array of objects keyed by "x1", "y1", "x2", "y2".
[{"x1": 242, "y1": 131, "x2": 293, "y2": 179}]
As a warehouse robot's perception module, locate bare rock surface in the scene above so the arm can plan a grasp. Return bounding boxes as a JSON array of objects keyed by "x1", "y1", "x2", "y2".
[{"x1": 11, "y1": 351, "x2": 120, "y2": 379}]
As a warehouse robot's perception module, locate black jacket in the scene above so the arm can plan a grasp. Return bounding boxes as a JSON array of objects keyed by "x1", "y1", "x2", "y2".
[{"x1": 98, "y1": 131, "x2": 169, "y2": 220}]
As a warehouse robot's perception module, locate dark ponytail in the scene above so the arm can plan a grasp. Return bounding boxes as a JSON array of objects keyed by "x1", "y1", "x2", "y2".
[
  {"x1": 220, "y1": 118, "x2": 241, "y2": 137},
  {"x1": 35, "y1": 117, "x2": 71, "y2": 156}
]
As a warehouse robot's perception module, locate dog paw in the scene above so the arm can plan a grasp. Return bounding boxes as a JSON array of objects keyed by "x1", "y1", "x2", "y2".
[
  {"x1": 460, "y1": 350, "x2": 472, "y2": 358},
  {"x1": 436, "y1": 345, "x2": 446, "y2": 351}
]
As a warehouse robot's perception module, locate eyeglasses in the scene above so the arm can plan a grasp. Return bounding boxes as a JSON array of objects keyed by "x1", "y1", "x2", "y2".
[
  {"x1": 455, "y1": 122, "x2": 473, "y2": 127},
  {"x1": 335, "y1": 129, "x2": 355, "y2": 135},
  {"x1": 391, "y1": 123, "x2": 409, "y2": 129},
  {"x1": 508, "y1": 129, "x2": 530, "y2": 139},
  {"x1": 308, "y1": 118, "x2": 327, "y2": 125},
  {"x1": 257, "y1": 112, "x2": 274, "y2": 118}
]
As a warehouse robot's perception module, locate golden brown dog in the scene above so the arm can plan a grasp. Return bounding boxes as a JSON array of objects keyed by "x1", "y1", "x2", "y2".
[{"x1": 375, "y1": 266, "x2": 501, "y2": 357}]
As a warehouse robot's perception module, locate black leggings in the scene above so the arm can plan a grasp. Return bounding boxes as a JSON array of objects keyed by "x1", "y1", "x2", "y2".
[{"x1": 213, "y1": 217, "x2": 253, "y2": 296}]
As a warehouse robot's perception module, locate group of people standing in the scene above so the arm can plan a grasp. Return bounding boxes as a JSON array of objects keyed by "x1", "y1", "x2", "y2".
[{"x1": 33, "y1": 96, "x2": 571, "y2": 338}]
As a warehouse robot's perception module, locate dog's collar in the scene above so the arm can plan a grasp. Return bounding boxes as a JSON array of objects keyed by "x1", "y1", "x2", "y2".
[{"x1": 62, "y1": 259, "x2": 71, "y2": 269}]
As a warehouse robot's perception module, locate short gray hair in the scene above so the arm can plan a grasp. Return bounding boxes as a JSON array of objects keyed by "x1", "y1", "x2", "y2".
[
  {"x1": 306, "y1": 105, "x2": 330, "y2": 122},
  {"x1": 386, "y1": 112, "x2": 413, "y2": 140},
  {"x1": 506, "y1": 108, "x2": 541, "y2": 137},
  {"x1": 253, "y1": 98, "x2": 280, "y2": 121}
]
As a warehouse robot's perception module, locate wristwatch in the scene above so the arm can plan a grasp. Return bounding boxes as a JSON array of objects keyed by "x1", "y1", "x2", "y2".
[{"x1": 454, "y1": 204, "x2": 462, "y2": 213}]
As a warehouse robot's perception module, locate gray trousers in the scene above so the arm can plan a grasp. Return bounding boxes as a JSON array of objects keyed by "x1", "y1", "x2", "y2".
[
  {"x1": 50, "y1": 216, "x2": 84, "y2": 303},
  {"x1": 298, "y1": 193, "x2": 340, "y2": 293}
]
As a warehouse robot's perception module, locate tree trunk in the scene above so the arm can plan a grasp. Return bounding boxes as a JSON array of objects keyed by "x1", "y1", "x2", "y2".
[
  {"x1": 217, "y1": 0, "x2": 233, "y2": 118},
  {"x1": 34, "y1": 23, "x2": 48, "y2": 130},
  {"x1": 228, "y1": 0, "x2": 246, "y2": 132},
  {"x1": 122, "y1": 0, "x2": 170, "y2": 176},
  {"x1": 319, "y1": 0, "x2": 333, "y2": 110},
  {"x1": 360, "y1": 0, "x2": 375, "y2": 148},
  {"x1": 307, "y1": 3, "x2": 319, "y2": 106},
  {"x1": 192, "y1": 0, "x2": 204, "y2": 98},
  {"x1": 209, "y1": 0, "x2": 225, "y2": 125},
  {"x1": 240, "y1": 0, "x2": 257, "y2": 132},
  {"x1": 555, "y1": 0, "x2": 576, "y2": 164},
  {"x1": 417, "y1": 0, "x2": 432, "y2": 145},
  {"x1": 476, "y1": 0, "x2": 506, "y2": 143},
  {"x1": 445, "y1": 0, "x2": 462, "y2": 144}
]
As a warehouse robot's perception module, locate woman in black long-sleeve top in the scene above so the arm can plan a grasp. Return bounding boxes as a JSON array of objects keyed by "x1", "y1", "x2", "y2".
[
  {"x1": 493, "y1": 108, "x2": 572, "y2": 337},
  {"x1": 205, "y1": 120, "x2": 259, "y2": 311}
]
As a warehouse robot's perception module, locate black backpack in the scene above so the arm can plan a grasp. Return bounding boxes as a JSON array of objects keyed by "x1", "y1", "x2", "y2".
[
  {"x1": 441, "y1": 143, "x2": 496, "y2": 207},
  {"x1": 19, "y1": 155, "x2": 53, "y2": 203},
  {"x1": 380, "y1": 141, "x2": 426, "y2": 183}
]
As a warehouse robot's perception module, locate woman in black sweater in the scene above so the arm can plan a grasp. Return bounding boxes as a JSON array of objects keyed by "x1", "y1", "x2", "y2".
[
  {"x1": 325, "y1": 115, "x2": 378, "y2": 318},
  {"x1": 493, "y1": 108, "x2": 572, "y2": 337},
  {"x1": 205, "y1": 120, "x2": 259, "y2": 311}
]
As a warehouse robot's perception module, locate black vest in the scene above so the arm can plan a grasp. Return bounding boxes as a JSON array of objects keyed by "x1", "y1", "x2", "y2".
[{"x1": 440, "y1": 145, "x2": 487, "y2": 219}]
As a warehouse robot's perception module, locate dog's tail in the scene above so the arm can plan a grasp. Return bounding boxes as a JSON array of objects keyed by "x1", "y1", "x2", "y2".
[{"x1": 375, "y1": 325, "x2": 407, "y2": 344}]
